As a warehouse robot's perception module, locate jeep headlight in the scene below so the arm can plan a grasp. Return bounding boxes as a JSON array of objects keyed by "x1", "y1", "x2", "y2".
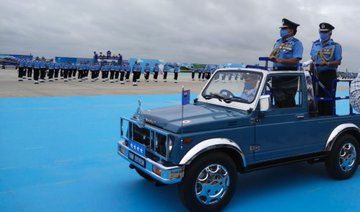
[{"x1": 168, "y1": 136, "x2": 174, "y2": 153}]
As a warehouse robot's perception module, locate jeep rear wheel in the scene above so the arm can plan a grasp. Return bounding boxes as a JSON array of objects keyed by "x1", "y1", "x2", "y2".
[
  {"x1": 326, "y1": 134, "x2": 359, "y2": 180},
  {"x1": 178, "y1": 152, "x2": 237, "y2": 212}
]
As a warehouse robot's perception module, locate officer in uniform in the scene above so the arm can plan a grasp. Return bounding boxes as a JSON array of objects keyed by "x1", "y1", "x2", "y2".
[
  {"x1": 144, "y1": 63, "x2": 150, "y2": 82},
  {"x1": 125, "y1": 62, "x2": 131, "y2": 82},
  {"x1": 198, "y1": 66, "x2": 203, "y2": 81},
  {"x1": 114, "y1": 63, "x2": 120, "y2": 82},
  {"x1": 191, "y1": 66, "x2": 195, "y2": 81},
  {"x1": 39, "y1": 59, "x2": 48, "y2": 83},
  {"x1": 152, "y1": 63, "x2": 160, "y2": 82},
  {"x1": 109, "y1": 62, "x2": 116, "y2": 83},
  {"x1": 269, "y1": 18, "x2": 303, "y2": 108},
  {"x1": 26, "y1": 59, "x2": 33, "y2": 80},
  {"x1": 54, "y1": 62, "x2": 60, "y2": 80},
  {"x1": 33, "y1": 58, "x2": 41, "y2": 84},
  {"x1": 173, "y1": 63, "x2": 180, "y2": 83},
  {"x1": 17, "y1": 59, "x2": 26, "y2": 81},
  {"x1": 90, "y1": 64, "x2": 97, "y2": 82},
  {"x1": 310, "y1": 22, "x2": 342, "y2": 116},
  {"x1": 163, "y1": 63, "x2": 170, "y2": 82},
  {"x1": 119, "y1": 62, "x2": 126, "y2": 84},
  {"x1": 132, "y1": 61, "x2": 141, "y2": 86},
  {"x1": 47, "y1": 59, "x2": 55, "y2": 81}
]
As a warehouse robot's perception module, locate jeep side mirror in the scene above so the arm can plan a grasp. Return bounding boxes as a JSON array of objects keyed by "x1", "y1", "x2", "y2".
[{"x1": 259, "y1": 95, "x2": 271, "y2": 111}]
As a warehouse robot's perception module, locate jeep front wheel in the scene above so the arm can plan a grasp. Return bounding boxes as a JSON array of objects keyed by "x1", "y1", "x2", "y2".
[
  {"x1": 326, "y1": 134, "x2": 359, "y2": 180},
  {"x1": 178, "y1": 152, "x2": 237, "y2": 211}
]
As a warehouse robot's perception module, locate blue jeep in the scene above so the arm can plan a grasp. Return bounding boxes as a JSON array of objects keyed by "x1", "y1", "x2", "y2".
[{"x1": 117, "y1": 67, "x2": 360, "y2": 211}]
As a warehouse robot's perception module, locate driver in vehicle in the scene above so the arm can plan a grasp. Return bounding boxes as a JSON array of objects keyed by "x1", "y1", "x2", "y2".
[{"x1": 240, "y1": 74, "x2": 258, "y2": 102}]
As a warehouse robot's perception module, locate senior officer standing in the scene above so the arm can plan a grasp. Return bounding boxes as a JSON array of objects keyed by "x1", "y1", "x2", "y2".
[
  {"x1": 310, "y1": 23, "x2": 342, "y2": 116},
  {"x1": 269, "y1": 18, "x2": 303, "y2": 108}
]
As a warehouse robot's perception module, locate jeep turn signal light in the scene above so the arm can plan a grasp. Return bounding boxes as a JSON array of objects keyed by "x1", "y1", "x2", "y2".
[
  {"x1": 183, "y1": 137, "x2": 192, "y2": 144},
  {"x1": 152, "y1": 166, "x2": 162, "y2": 176},
  {"x1": 119, "y1": 146, "x2": 124, "y2": 155}
]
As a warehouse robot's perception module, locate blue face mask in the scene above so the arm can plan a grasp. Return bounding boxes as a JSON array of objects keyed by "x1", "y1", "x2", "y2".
[
  {"x1": 280, "y1": 28, "x2": 288, "y2": 38},
  {"x1": 320, "y1": 32, "x2": 329, "y2": 41}
]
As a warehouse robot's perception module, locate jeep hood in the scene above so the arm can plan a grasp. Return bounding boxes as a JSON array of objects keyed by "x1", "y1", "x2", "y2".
[{"x1": 142, "y1": 104, "x2": 250, "y2": 133}]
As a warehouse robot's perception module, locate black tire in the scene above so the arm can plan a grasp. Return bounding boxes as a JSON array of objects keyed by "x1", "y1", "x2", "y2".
[
  {"x1": 177, "y1": 152, "x2": 237, "y2": 212},
  {"x1": 135, "y1": 168, "x2": 155, "y2": 181},
  {"x1": 325, "y1": 134, "x2": 359, "y2": 180}
]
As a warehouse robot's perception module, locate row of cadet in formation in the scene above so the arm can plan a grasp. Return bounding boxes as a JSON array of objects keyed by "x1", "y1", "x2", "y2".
[{"x1": 16, "y1": 60, "x2": 216, "y2": 85}]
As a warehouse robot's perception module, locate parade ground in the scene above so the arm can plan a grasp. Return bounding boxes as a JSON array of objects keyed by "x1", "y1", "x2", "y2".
[{"x1": 1, "y1": 69, "x2": 359, "y2": 211}]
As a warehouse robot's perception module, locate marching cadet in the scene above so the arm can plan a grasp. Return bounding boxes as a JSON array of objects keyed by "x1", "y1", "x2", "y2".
[
  {"x1": 152, "y1": 63, "x2": 160, "y2": 82},
  {"x1": 63, "y1": 63, "x2": 69, "y2": 82},
  {"x1": 60, "y1": 63, "x2": 65, "y2": 79},
  {"x1": 39, "y1": 59, "x2": 47, "y2": 83},
  {"x1": 144, "y1": 63, "x2": 150, "y2": 82},
  {"x1": 47, "y1": 60, "x2": 55, "y2": 81},
  {"x1": 269, "y1": 18, "x2": 303, "y2": 108},
  {"x1": 73, "y1": 63, "x2": 78, "y2": 79},
  {"x1": 67, "y1": 63, "x2": 73, "y2": 81},
  {"x1": 119, "y1": 63, "x2": 126, "y2": 84},
  {"x1": 163, "y1": 63, "x2": 170, "y2": 82},
  {"x1": 90, "y1": 64, "x2": 97, "y2": 82},
  {"x1": 114, "y1": 63, "x2": 120, "y2": 82},
  {"x1": 95, "y1": 63, "x2": 101, "y2": 80},
  {"x1": 198, "y1": 66, "x2": 203, "y2": 81},
  {"x1": 173, "y1": 63, "x2": 180, "y2": 83},
  {"x1": 78, "y1": 63, "x2": 84, "y2": 81},
  {"x1": 33, "y1": 58, "x2": 41, "y2": 84},
  {"x1": 17, "y1": 59, "x2": 26, "y2": 81},
  {"x1": 125, "y1": 62, "x2": 131, "y2": 82},
  {"x1": 109, "y1": 63, "x2": 116, "y2": 83},
  {"x1": 204, "y1": 65, "x2": 211, "y2": 80},
  {"x1": 191, "y1": 66, "x2": 195, "y2": 81},
  {"x1": 102, "y1": 63, "x2": 110, "y2": 82},
  {"x1": 26, "y1": 59, "x2": 33, "y2": 80},
  {"x1": 84, "y1": 63, "x2": 90, "y2": 80},
  {"x1": 54, "y1": 62, "x2": 60, "y2": 80},
  {"x1": 132, "y1": 62, "x2": 142, "y2": 86},
  {"x1": 310, "y1": 22, "x2": 342, "y2": 116}
]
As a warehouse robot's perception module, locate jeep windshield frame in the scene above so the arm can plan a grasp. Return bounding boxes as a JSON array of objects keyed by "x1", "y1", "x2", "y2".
[{"x1": 201, "y1": 70, "x2": 263, "y2": 105}]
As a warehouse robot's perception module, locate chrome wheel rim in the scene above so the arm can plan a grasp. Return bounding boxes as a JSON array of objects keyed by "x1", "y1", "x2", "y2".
[
  {"x1": 195, "y1": 164, "x2": 230, "y2": 205},
  {"x1": 339, "y1": 143, "x2": 357, "y2": 172}
]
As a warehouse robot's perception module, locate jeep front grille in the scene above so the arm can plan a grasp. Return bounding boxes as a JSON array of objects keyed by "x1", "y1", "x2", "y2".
[{"x1": 121, "y1": 117, "x2": 171, "y2": 160}]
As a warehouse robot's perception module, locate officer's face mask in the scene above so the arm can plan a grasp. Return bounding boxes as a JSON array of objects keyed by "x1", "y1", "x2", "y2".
[
  {"x1": 320, "y1": 32, "x2": 330, "y2": 42},
  {"x1": 280, "y1": 28, "x2": 288, "y2": 38}
]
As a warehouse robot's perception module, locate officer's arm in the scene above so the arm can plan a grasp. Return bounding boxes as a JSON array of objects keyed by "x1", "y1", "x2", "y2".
[{"x1": 331, "y1": 44, "x2": 342, "y2": 66}]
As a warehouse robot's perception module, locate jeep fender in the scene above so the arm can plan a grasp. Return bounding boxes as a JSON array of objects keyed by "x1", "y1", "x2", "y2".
[
  {"x1": 179, "y1": 138, "x2": 246, "y2": 167},
  {"x1": 325, "y1": 123, "x2": 360, "y2": 151}
]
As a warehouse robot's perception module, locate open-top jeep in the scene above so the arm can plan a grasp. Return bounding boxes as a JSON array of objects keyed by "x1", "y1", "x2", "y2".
[{"x1": 117, "y1": 62, "x2": 360, "y2": 211}]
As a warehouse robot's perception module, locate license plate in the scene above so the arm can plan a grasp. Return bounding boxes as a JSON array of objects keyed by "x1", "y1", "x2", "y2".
[
  {"x1": 128, "y1": 151, "x2": 146, "y2": 168},
  {"x1": 128, "y1": 140, "x2": 146, "y2": 157}
]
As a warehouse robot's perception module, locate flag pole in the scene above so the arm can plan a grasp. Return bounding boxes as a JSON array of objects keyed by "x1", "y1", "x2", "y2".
[{"x1": 181, "y1": 86, "x2": 184, "y2": 149}]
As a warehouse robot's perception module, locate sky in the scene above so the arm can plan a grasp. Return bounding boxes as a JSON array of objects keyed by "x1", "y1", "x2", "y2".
[{"x1": 1, "y1": 0, "x2": 360, "y2": 71}]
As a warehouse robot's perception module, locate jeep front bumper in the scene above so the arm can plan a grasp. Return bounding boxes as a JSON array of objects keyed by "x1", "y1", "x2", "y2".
[{"x1": 117, "y1": 140, "x2": 184, "y2": 184}]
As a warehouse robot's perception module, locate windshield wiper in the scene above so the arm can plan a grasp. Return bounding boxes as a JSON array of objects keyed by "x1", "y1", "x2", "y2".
[
  {"x1": 203, "y1": 93, "x2": 232, "y2": 103},
  {"x1": 230, "y1": 96, "x2": 249, "y2": 103}
]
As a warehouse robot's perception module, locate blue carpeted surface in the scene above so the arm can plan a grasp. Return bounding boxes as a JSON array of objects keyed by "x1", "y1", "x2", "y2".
[{"x1": 0, "y1": 93, "x2": 359, "y2": 212}]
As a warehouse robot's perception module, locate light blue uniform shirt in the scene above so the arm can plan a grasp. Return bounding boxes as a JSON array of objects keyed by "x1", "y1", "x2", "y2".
[
  {"x1": 272, "y1": 36, "x2": 303, "y2": 69},
  {"x1": 310, "y1": 39, "x2": 342, "y2": 72}
]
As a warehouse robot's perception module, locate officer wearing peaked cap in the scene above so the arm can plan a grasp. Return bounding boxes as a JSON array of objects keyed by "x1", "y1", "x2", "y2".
[
  {"x1": 310, "y1": 22, "x2": 342, "y2": 116},
  {"x1": 270, "y1": 18, "x2": 303, "y2": 70},
  {"x1": 269, "y1": 18, "x2": 303, "y2": 108}
]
